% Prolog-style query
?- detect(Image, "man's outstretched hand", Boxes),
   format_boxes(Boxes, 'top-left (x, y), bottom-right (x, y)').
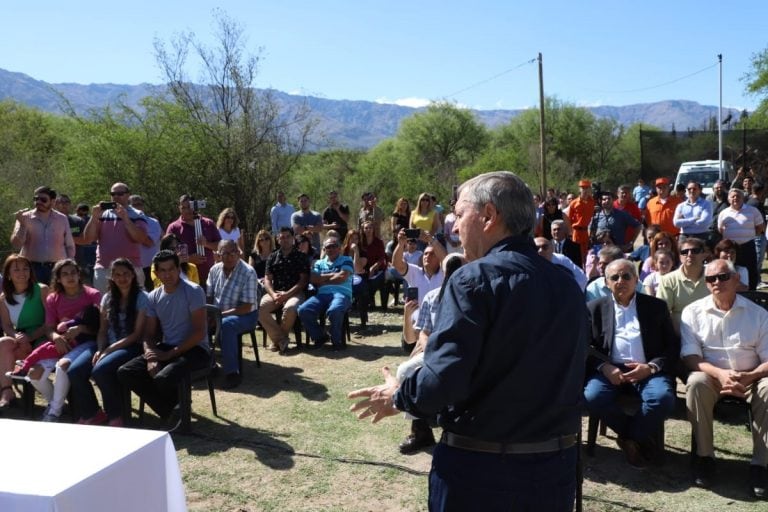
top-left (347, 366), bottom-right (400, 423)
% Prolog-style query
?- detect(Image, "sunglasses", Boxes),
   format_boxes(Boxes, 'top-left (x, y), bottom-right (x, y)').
top-left (33, 196), bottom-right (49, 203)
top-left (258, 237), bottom-right (271, 241)
top-left (324, 244), bottom-right (339, 249)
top-left (608, 272), bottom-right (633, 282)
top-left (110, 191), bottom-right (128, 197)
top-left (680, 248), bottom-right (703, 256)
top-left (705, 272), bottom-right (732, 284)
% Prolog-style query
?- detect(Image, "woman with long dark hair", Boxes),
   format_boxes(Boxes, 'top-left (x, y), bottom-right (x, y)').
top-left (87, 258), bottom-right (148, 426)
top-left (0, 254), bottom-right (49, 408)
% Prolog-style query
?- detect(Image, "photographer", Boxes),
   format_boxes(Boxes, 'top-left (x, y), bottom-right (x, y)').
top-left (83, 182), bottom-right (150, 292)
top-left (589, 191), bottom-right (641, 253)
top-left (166, 194), bottom-right (221, 287)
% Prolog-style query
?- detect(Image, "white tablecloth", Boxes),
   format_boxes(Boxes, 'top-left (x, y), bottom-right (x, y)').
top-left (0, 419), bottom-right (187, 512)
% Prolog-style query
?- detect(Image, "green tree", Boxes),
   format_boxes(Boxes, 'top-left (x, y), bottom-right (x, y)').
top-left (154, 10), bottom-right (315, 242)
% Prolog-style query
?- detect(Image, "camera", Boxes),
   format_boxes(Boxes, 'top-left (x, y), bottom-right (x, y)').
top-left (404, 228), bottom-right (421, 240)
top-left (99, 201), bottom-right (116, 210)
top-left (190, 199), bottom-right (207, 211)
top-left (405, 287), bottom-right (419, 302)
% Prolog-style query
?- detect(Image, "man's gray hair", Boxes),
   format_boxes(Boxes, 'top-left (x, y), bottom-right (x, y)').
top-left (218, 239), bottom-right (238, 251)
top-left (551, 219), bottom-right (565, 228)
top-left (728, 188), bottom-right (746, 199)
top-left (598, 245), bottom-right (624, 262)
top-left (457, 171), bottom-right (535, 236)
top-left (705, 258), bottom-right (736, 275)
top-left (605, 258), bottom-right (638, 279)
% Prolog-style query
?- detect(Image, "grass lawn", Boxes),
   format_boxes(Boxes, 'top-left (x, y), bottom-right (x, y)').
top-left (2, 308), bottom-right (766, 511)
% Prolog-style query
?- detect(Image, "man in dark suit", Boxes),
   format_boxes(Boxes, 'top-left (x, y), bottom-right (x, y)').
top-left (584, 258), bottom-right (679, 467)
top-left (551, 219), bottom-right (582, 268)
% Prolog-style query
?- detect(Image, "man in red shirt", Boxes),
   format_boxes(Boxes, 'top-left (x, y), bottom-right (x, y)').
top-left (614, 184), bottom-right (643, 247)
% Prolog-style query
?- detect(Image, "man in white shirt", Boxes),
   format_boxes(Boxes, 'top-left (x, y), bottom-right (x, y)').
top-left (534, 237), bottom-right (587, 290)
top-left (270, 191), bottom-right (295, 235)
top-left (584, 259), bottom-right (678, 468)
top-left (681, 258), bottom-right (768, 497)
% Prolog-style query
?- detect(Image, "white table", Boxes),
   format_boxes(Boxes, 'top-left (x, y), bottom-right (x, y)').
top-left (0, 419), bottom-right (187, 511)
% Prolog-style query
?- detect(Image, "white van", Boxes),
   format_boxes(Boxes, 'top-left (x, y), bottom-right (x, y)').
top-left (674, 160), bottom-right (734, 197)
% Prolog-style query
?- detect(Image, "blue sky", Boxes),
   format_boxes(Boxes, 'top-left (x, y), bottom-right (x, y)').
top-left (2, 1), bottom-right (766, 111)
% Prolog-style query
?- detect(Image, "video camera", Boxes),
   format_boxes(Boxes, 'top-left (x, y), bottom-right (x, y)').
top-left (189, 198), bottom-right (207, 212)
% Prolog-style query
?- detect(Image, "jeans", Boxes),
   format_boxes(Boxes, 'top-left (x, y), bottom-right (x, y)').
top-left (117, 344), bottom-right (210, 419)
top-left (583, 370), bottom-right (675, 442)
top-left (298, 292), bottom-right (351, 346)
top-left (428, 442), bottom-right (577, 511)
top-left (91, 344), bottom-right (142, 419)
top-left (65, 341), bottom-right (99, 420)
top-left (219, 310), bottom-right (258, 375)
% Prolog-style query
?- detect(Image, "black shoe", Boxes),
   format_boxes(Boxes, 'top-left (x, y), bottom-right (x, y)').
top-left (616, 438), bottom-right (647, 469)
top-left (749, 464), bottom-right (768, 499)
top-left (313, 335), bottom-right (330, 349)
top-left (222, 372), bottom-right (242, 390)
top-left (398, 433), bottom-right (436, 454)
top-left (693, 456), bottom-right (715, 488)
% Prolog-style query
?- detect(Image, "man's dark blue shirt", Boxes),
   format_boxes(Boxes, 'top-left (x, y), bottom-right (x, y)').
top-left (394, 235), bottom-right (588, 442)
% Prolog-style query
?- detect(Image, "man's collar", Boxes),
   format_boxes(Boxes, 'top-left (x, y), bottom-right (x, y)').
top-left (488, 235), bottom-right (535, 256)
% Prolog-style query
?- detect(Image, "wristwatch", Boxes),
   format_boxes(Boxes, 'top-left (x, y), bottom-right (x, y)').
top-left (648, 363), bottom-right (659, 375)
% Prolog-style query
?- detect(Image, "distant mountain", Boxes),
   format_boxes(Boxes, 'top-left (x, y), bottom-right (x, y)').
top-left (0, 68), bottom-right (741, 149)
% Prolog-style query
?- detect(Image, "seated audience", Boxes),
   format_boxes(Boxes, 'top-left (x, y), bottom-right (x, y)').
top-left (642, 249), bottom-right (675, 296)
top-left (0, 254), bottom-right (49, 408)
top-left (298, 237), bottom-right (354, 351)
top-left (27, 259), bottom-right (101, 422)
top-left (248, 229), bottom-right (275, 280)
top-left (534, 237), bottom-right (587, 290)
top-left (681, 258), bottom-right (768, 497)
top-left (656, 237), bottom-right (709, 337)
top-left (72, 258), bottom-right (147, 426)
top-left (207, 240), bottom-right (259, 389)
top-left (151, 233), bottom-right (200, 287)
top-left (585, 259), bottom-right (678, 467)
top-left (640, 231), bottom-right (679, 281)
top-left (260, 227), bottom-right (310, 353)
top-left (118, 250), bottom-right (210, 424)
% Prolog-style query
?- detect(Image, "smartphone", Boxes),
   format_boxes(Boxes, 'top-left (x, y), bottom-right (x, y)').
top-left (404, 228), bottom-right (421, 239)
top-left (405, 287), bottom-right (419, 302)
top-left (99, 201), bottom-right (117, 210)
top-left (177, 243), bottom-right (189, 260)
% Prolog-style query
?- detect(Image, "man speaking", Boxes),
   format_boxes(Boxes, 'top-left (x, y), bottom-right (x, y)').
top-left (349, 171), bottom-right (587, 511)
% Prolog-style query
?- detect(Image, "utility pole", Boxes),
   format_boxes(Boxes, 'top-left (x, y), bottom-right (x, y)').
top-left (538, 52), bottom-right (546, 195)
top-left (718, 54), bottom-right (723, 174)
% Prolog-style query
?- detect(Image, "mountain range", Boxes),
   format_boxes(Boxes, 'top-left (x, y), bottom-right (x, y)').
top-left (0, 68), bottom-right (741, 149)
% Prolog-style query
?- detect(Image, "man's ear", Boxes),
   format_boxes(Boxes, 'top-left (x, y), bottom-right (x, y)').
top-left (481, 203), bottom-right (498, 229)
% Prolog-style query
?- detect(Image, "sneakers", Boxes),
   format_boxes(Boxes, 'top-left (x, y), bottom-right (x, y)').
top-left (77, 409), bottom-right (108, 426)
top-left (41, 405), bottom-right (60, 423)
top-left (108, 417), bottom-right (124, 428)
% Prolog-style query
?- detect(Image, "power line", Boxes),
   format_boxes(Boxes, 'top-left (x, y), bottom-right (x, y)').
top-left (445, 57), bottom-right (537, 99)
top-left (579, 61), bottom-right (719, 95)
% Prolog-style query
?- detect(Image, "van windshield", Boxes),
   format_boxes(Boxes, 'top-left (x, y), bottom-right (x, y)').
top-left (679, 169), bottom-right (720, 188)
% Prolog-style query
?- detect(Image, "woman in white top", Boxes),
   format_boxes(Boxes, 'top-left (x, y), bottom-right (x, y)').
top-left (0, 254), bottom-right (49, 408)
top-left (718, 188), bottom-right (764, 289)
top-left (217, 207), bottom-right (245, 255)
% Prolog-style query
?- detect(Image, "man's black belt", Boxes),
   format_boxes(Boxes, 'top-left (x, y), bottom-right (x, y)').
top-left (441, 432), bottom-right (577, 455)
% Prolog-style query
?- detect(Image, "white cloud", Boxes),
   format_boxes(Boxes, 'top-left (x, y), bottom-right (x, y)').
top-left (375, 96), bottom-right (432, 108)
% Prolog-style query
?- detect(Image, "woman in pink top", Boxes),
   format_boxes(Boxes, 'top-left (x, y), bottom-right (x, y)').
top-left (26, 259), bottom-right (101, 422)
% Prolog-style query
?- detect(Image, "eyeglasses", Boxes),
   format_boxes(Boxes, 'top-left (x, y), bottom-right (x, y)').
top-left (33, 196), bottom-right (49, 203)
top-left (680, 248), bottom-right (703, 256)
top-left (608, 272), bottom-right (633, 282)
top-left (324, 244), bottom-right (339, 249)
top-left (110, 191), bottom-right (128, 197)
top-left (218, 250), bottom-right (239, 257)
top-left (705, 272), bottom-right (732, 284)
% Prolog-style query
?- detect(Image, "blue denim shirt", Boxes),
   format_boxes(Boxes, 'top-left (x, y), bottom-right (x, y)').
top-left (393, 235), bottom-right (588, 442)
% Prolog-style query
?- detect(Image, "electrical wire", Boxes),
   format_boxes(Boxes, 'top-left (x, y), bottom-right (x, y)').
top-left (445, 57), bottom-right (537, 99)
top-left (578, 61), bottom-right (719, 95)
